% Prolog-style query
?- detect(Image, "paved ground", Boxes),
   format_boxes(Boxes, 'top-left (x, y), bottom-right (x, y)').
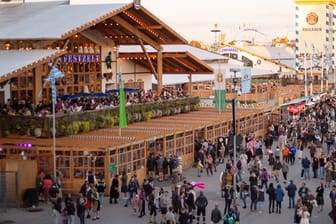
top-left (0, 143), bottom-right (334, 224)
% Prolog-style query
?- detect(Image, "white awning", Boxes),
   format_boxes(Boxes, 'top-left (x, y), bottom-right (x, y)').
top-left (0, 49), bottom-right (65, 81)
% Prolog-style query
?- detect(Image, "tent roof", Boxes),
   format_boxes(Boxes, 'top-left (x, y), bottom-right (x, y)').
top-left (0, 49), bottom-right (66, 83)
top-left (0, 1), bottom-right (187, 45)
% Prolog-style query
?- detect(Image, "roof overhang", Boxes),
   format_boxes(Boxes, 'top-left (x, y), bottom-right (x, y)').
top-left (0, 49), bottom-right (66, 83)
top-left (119, 51), bottom-right (213, 74)
top-left (0, 2), bottom-right (187, 48)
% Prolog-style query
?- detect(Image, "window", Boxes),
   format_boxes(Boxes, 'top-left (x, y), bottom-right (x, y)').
top-left (118, 147), bottom-right (132, 174)
top-left (132, 142), bottom-right (145, 172)
top-left (165, 135), bottom-right (174, 157)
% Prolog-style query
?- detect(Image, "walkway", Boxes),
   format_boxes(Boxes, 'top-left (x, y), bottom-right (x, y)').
top-left (0, 142), bottom-right (333, 224)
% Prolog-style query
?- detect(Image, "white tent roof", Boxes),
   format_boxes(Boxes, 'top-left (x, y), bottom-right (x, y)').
top-left (119, 44), bottom-right (229, 61)
top-left (0, 1), bottom-right (127, 39)
top-left (242, 46), bottom-right (295, 68)
top-left (0, 49), bottom-right (64, 78)
top-left (154, 64), bottom-right (277, 85)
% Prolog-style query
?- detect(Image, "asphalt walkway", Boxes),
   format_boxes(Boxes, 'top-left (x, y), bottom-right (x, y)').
top-left (0, 143), bottom-right (334, 224)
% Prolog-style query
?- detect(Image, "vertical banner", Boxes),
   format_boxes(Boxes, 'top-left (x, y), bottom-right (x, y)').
top-left (241, 68), bottom-right (251, 94)
top-left (214, 69), bottom-right (226, 109)
top-left (118, 70), bottom-right (127, 128)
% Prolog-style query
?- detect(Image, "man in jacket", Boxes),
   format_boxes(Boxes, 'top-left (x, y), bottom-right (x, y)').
top-left (275, 184), bottom-right (284, 214)
top-left (195, 191), bottom-right (208, 224)
top-left (210, 203), bottom-right (222, 224)
top-left (285, 180), bottom-right (297, 208)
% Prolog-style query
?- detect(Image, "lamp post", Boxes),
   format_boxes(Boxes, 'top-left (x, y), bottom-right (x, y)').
top-left (211, 23), bottom-right (221, 52)
top-left (230, 68), bottom-right (240, 205)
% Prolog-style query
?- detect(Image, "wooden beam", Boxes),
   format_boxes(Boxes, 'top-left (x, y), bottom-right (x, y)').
top-left (157, 48), bottom-right (163, 93)
top-left (112, 15), bottom-right (160, 50)
top-left (138, 36), bottom-right (158, 80)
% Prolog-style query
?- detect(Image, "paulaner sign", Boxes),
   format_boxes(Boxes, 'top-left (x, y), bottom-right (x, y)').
top-left (302, 12), bottom-right (322, 32)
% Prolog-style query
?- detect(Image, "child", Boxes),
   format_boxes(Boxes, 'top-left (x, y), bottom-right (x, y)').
top-left (131, 193), bottom-right (140, 215)
top-left (61, 207), bottom-right (68, 224)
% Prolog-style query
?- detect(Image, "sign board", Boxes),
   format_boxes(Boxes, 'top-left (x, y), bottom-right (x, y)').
top-left (109, 163), bottom-right (115, 173)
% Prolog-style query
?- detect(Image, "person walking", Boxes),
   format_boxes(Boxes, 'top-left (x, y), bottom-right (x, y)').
top-left (96, 177), bottom-right (106, 207)
top-left (210, 203), bottom-right (222, 224)
top-left (286, 180), bottom-right (297, 209)
top-left (275, 184), bottom-right (285, 214)
top-left (282, 160), bottom-right (289, 183)
top-left (316, 182), bottom-right (324, 212)
top-left (223, 185), bottom-right (234, 214)
top-left (138, 188), bottom-right (146, 218)
top-left (76, 193), bottom-right (86, 224)
top-left (109, 174), bottom-right (119, 204)
top-left (195, 191), bottom-right (208, 224)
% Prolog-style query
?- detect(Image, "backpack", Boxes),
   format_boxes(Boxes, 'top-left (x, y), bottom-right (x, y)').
top-left (227, 214), bottom-right (235, 224)
top-left (48, 185), bottom-right (59, 198)
top-left (236, 160), bottom-right (242, 170)
top-left (262, 171), bottom-right (269, 181)
top-left (170, 158), bottom-right (177, 169)
top-left (128, 181), bottom-right (136, 192)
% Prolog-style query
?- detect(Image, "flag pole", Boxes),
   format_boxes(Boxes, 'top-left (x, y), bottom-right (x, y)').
top-left (310, 45), bottom-right (313, 95)
top-left (321, 48), bottom-right (324, 92)
top-left (304, 42), bottom-right (307, 97)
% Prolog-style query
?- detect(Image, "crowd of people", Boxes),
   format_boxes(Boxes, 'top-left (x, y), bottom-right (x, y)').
top-left (33, 95), bottom-right (336, 224)
top-left (1, 87), bottom-right (185, 116)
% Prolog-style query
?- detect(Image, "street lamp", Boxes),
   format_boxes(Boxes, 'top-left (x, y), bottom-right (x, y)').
top-left (229, 68), bottom-right (240, 205)
top-left (211, 23), bottom-right (221, 52)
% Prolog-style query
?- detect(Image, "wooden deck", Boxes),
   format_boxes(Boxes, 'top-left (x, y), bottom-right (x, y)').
top-left (0, 106), bottom-right (280, 193)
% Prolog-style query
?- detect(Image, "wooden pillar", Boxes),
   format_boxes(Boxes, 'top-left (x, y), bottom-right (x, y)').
top-left (34, 65), bottom-right (43, 106)
top-left (157, 49), bottom-right (163, 94)
top-left (188, 74), bottom-right (192, 96)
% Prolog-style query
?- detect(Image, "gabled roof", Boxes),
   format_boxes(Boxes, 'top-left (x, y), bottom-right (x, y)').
top-left (0, 1), bottom-right (187, 45)
top-left (0, 49), bottom-right (66, 83)
top-left (119, 45), bottom-right (214, 74)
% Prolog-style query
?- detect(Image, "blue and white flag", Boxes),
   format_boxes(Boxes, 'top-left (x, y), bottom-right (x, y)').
top-left (241, 68), bottom-right (251, 94)
top-left (311, 44), bottom-right (318, 67)
top-left (325, 45), bottom-right (330, 67)
top-left (47, 66), bottom-right (64, 104)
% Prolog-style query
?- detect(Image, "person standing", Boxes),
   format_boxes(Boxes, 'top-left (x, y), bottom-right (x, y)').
top-left (273, 159), bottom-right (282, 183)
top-left (210, 203), bottom-right (222, 224)
top-left (96, 177), bottom-right (106, 207)
top-left (76, 193), bottom-right (86, 224)
top-left (109, 174), bottom-right (119, 204)
top-left (330, 185), bottom-right (336, 209)
top-left (302, 157), bottom-right (311, 180)
top-left (257, 185), bottom-right (265, 214)
top-left (138, 188), bottom-right (146, 218)
top-left (166, 206), bottom-right (176, 224)
top-left (91, 186), bottom-right (100, 220)
top-left (52, 197), bottom-right (62, 224)
top-left (275, 184), bottom-right (285, 214)
top-left (298, 206), bottom-right (310, 224)
top-left (286, 180), bottom-right (297, 209)
top-left (178, 207), bottom-right (190, 224)
top-left (120, 171), bottom-right (128, 199)
top-left (282, 160), bottom-right (289, 184)
top-left (250, 185), bottom-right (258, 212)
top-left (223, 185), bottom-right (234, 214)
top-left (266, 183), bottom-right (276, 213)
top-left (148, 188), bottom-right (157, 224)
top-left (316, 182), bottom-right (324, 212)
top-left (159, 190), bottom-right (169, 224)
top-left (195, 191), bottom-right (208, 224)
